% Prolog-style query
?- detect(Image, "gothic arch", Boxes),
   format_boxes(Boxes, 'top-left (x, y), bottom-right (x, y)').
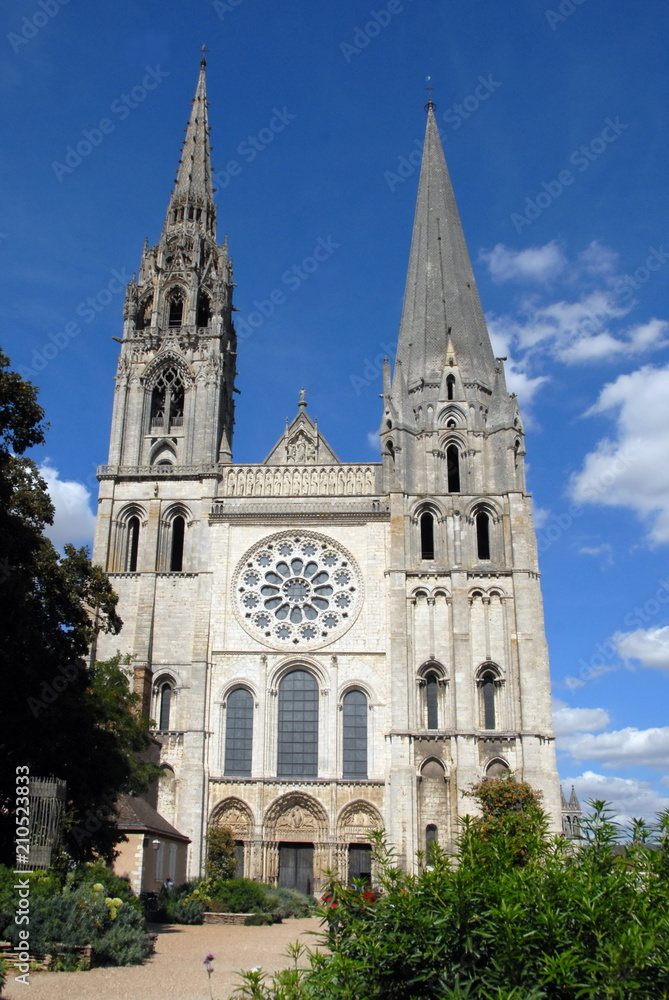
top-left (336, 800), bottom-right (383, 839)
top-left (264, 792), bottom-right (329, 841)
top-left (419, 756), bottom-right (447, 779)
top-left (162, 502), bottom-right (193, 525)
top-left (144, 350), bottom-right (193, 389)
top-left (437, 404), bottom-right (466, 428)
top-left (150, 441), bottom-right (177, 466)
top-left (485, 757), bottom-right (510, 778)
top-left (209, 797), bottom-right (254, 838)
top-left (475, 661), bottom-right (503, 681)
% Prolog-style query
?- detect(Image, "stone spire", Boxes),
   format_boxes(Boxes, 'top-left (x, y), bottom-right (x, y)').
top-left (394, 102), bottom-right (496, 392)
top-left (164, 54), bottom-right (216, 237)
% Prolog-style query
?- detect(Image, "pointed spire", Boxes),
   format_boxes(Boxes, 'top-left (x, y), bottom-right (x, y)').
top-left (164, 54), bottom-right (216, 236)
top-left (396, 101), bottom-right (496, 390)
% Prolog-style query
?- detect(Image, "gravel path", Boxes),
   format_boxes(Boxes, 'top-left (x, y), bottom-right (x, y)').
top-left (2, 917), bottom-right (324, 1000)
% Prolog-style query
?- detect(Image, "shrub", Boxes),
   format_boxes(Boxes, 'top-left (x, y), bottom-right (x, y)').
top-left (163, 893), bottom-right (205, 925)
top-left (4, 882), bottom-right (151, 968)
top-left (231, 790), bottom-right (669, 1000)
top-left (210, 878), bottom-right (268, 914)
top-left (243, 912), bottom-right (274, 926)
top-left (67, 860), bottom-right (143, 914)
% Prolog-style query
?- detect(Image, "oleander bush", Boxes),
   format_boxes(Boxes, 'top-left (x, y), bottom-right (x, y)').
top-left (232, 779), bottom-right (669, 1000)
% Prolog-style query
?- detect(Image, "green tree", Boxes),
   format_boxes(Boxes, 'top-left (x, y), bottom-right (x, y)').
top-left (0, 349), bottom-right (157, 863)
top-left (205, 825), bottom-right (238, 883)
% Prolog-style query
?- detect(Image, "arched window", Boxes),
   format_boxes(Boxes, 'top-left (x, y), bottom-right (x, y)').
top-left (386, 440), bottom-right (395, 464)
top-left (167, 289), bottom-right (184, 327)
top-left (158, 681), bottom-right (173, 731)
top-left (224, 687), bottom-right (253, 777)
top-left (277, 670), bottom-right (318, 777)
top-left (342, 689), bottom-right (368, 779)
top-left (426, 824), bottom-right (438, 864)
top-left (420, 512), bottom-right (435, 560)
top-left (170, 515), bottom-right (185, 572)
top-left (150, 367), bottom-right (186, 431)
top-left (476, 511), bottom-right (491, 560)
top-left (446, 374), bottom-right (455, 400)
top-left (447, 444), bottom-right (460, 492)
top-left (126, 515), bottom-right (140, 572)
top-left (196, 292), bottom-right (211, 327)
top-left (425, 672), bottom-right (439, 730)
top-left (480, 671), bottom-right (496, 730)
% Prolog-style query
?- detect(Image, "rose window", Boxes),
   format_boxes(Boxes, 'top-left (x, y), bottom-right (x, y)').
top-left (233, 532), bottom-right (363, 648)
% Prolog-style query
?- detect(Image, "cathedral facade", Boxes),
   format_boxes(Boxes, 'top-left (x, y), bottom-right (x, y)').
top-left (93, 60), bottom-right (562, 892)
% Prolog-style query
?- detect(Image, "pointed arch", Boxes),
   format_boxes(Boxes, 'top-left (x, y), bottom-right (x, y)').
top-left (166, 285), bottom-right (185, 327)
top-left (446, 373), bottom-right (455, 400)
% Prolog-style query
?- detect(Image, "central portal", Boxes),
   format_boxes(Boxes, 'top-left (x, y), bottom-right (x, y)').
top-left (278, 842), bottom-right (314, 895)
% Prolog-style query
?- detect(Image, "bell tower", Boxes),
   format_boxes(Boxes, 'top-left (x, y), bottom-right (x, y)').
top-left (107, 55), bottom-right (236, 470)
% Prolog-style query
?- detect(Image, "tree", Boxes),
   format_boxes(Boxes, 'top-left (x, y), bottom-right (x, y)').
top-left (205, 826), bottom-right (238, 883)
top-left (0, 349), bottom-right (157, 863)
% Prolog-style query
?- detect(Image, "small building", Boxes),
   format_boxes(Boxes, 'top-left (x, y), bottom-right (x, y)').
top-left (114, 794), bottom-right (190, 894)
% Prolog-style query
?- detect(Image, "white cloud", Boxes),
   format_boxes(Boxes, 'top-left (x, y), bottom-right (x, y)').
top-left (577, 240), bottom-right (619, 276)
top-left (552, 700), bottom-right (611, 736)
top-left (579, 543), bottom-right (613, 568)
top-left (569, 365), bottom-right (669, 543)
top-left (482, 242), bottom-right (669, 368)
top-left (532, 502), bottom-right (551, 529)
top-left (559, 725), bottom-right (669, 770)
top-left (367, 431), bottom-right (380, 451)
top-left (479, 241), bottom-right (567, 284)
top-left (562, 770), bottom-right (669, 825)
top-left (39, 462), bottom-right (96, 550)
top-left (613, 626), bottom-right (669, 671)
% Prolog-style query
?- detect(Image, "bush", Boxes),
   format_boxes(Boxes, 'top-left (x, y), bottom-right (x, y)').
top-left (67, 861), bottom-right (143, 914)
top-left (210, 877), bottom-right (268, 914)
top-left (163, 893), bottom-right (205, 925)
top-left (243, 912), bottom-right (274, 926)
top-left (231, 787), bottom-right (669, 1000)
top-left (0, 866), bottom-right (62, 938)
top-left (4, 882), bottom-right (151, 968)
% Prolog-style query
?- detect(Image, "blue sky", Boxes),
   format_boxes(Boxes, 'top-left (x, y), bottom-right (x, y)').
top-left (2, 0), bottom-right (668, 825)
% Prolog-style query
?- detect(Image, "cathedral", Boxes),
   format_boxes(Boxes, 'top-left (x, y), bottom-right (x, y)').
top-left (93, 58), bottom-right (563, 893)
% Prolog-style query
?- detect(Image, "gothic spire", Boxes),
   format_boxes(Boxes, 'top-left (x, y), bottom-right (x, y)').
top-left (395, 102), bottom-right (496, 391)
top-left (164, 55), bottom-right (216, 237)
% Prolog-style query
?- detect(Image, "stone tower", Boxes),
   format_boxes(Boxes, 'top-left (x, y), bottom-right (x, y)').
top-left (94, 69), bottom-right (561, 890)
